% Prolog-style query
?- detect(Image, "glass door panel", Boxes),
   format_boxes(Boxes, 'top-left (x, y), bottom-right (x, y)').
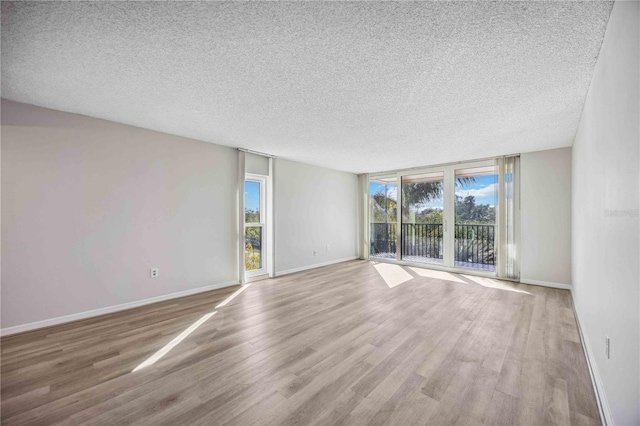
top-left (245, 226), bottom-right (262, 271)
top-left (401, 172), bottom-right (444, 265)
top-left (454, 165), bottom-right (498, 271)
top-left (245, 178), bottom-right (266, 275)
top-left (245, 180), bottom-right (261, 224)
top-left (369, 176), bottom-right (397, 259)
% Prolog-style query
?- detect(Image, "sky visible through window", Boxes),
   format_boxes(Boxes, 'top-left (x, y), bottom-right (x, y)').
top-left (245, 181), bottom-right (260, 212)
top-left (455, 174), bottom-right (497, 207)
top-left (370, 175), bottom-right (497, 209)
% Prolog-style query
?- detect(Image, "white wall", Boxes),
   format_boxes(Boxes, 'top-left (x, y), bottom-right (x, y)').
top-left (1, 100), bottom-right (239, 331)
top-left (572, 1), bottom-right (639, 424)
top-left (520, 147), bottom-right (572, 287)
top-left (245, 152), bottom-right (269, 176)
top-left (274, 158), bottom-right (358, 274)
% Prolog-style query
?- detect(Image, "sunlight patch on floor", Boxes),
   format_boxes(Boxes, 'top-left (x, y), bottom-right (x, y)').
top-left (216, 284), bottom-right (251, 308)
top-left (373, 262), bottom-right (413, 288)
top-left (369, 261), bottom-right (530, 295)
top-left (461, 274), bottom-right (531, 295)
top-left (133, 283), bottom-right (253, 372)
top-left (133, 311), bottom-right (217, 372)
top-left (408, 267), bottom-right (466, 284)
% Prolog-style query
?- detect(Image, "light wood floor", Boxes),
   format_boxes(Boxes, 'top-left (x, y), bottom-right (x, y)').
top-left (1, 260), bottom-right (600, 425)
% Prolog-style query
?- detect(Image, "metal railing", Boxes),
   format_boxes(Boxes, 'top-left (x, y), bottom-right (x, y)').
top-left (453, 224), bottom-right (495, 266)
top-left (401, 223), bottom-right (443, 260)
top-left (370, 222), bottom-right (495, 266)
top-left (370, 222), bottom-right (397, 256)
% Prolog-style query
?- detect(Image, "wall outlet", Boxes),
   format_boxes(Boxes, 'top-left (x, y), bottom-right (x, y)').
top-left (313, 250), bottom-right (317, 256)
top-left (150, 268), bottom-right (159, 278)
top-left (326, 244), bottom-right (330, 251)
top-left (605, 335), bottom-right (610, 359)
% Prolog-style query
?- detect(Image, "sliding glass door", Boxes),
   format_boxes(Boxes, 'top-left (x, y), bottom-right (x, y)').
top-left (369, 159), bottom-right (506, 275)
top-left (401, 172), bottom-right (444, 265)
top-left (453, 165), bottom-right (498, 272)
top-left (369, 175), bottom-right (397, 260)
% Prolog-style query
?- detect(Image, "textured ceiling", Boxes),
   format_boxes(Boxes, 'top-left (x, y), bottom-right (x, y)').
top-left (1, 1), bottom-right (612, 174)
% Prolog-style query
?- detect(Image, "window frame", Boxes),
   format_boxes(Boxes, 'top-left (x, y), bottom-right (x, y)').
top-left (245, 174), bottom-right (267, 277)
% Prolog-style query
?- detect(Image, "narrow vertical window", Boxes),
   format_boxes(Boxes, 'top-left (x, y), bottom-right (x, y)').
top-left (245, 176), bottom-right (266, 276)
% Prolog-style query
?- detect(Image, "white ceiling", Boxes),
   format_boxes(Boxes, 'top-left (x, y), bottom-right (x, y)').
top-left (1, 1), bottom-right (613, 174)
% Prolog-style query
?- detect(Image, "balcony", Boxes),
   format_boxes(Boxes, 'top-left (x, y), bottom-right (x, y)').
top-left (370, 223), bottom-right (496, 272)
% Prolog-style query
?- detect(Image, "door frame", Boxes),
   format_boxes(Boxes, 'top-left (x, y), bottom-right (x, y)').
top-left (245, 173), bottom-right (268, 279)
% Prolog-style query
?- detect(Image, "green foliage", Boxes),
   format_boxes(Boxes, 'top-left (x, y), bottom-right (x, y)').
top-left (422, 208), bottom-right (443, 224)
top-left (455, 239), bottom-right (495, 264)
top-left (371, 191), bottom-right (397, 223)
top-left (245, 226), bottom-right (261, 245)
top-left (245, 208), bottom-right (260, 223)
top-left (453, 195), bottom-right (495, 224)
top-left (372, 178), bottom-right (494, 225)
top-left (245, 242), bottom-right (260, 271)
top-left (244, 226), bottom-right (262, 271)
top-left (400, 177), bottom-right (476, 219)
top-left (402, 181), bottom-right (442, 205)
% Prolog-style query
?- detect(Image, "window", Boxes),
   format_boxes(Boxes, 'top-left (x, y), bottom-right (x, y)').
top-left (245, 176), bottom-right (266, 276)
top-left (367, 157), bottom-right (519, 279)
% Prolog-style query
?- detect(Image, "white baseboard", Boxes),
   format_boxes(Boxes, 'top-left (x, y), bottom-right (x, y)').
top-left (0, 280), bottom-right (238, 337)
top-left (520, 278), bottom-right (572, 290)
top-left (275, 257), bottom-right (358, 277)
top-left (570, 290), bottom-right (614, 425)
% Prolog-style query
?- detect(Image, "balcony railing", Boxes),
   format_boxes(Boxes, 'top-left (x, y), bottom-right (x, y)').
top-left (371, 222), bottom-right (397, 256)
top-left (401, 223), bottom-right (443, 260)
top-left (453, 224), bottom-right (495, 266)
top-left (370, 222), bottom-right (495, 267)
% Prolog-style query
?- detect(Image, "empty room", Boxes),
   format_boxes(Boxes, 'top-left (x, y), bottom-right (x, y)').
top-left (1, 1), bottom-right (638, 425)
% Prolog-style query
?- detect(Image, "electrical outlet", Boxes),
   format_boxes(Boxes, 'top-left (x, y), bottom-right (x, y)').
top-left (605, 335), bottom-right (610, 359)
top-left (150, 268), bottom-right (159, 278)
top-left (313, 250), bottom-right (317, 256)
top-left (326, 244), bottom-right (330, 251)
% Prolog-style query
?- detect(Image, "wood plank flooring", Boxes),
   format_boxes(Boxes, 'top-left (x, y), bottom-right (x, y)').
top-left (1, 260), bottom-right (600, 425)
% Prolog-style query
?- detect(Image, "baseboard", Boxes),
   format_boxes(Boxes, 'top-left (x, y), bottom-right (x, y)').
top-left (571, 290), bottom-right (614, 426)
top-left (0, 280), bottom-right (238, 337)
top-left (520, 278), bottom-right (572, 290)
top-left (275, 257), bottom-right (358, 277)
